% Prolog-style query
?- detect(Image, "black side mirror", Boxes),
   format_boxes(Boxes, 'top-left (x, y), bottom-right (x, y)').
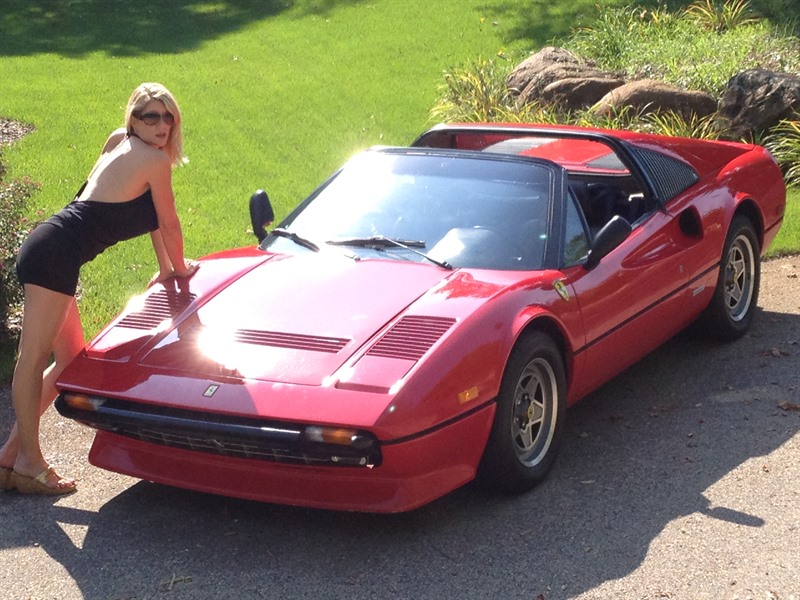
top-left (249, 189), bottom-right (274, 243)
top-left (585, 215), bottom-right (632, 269)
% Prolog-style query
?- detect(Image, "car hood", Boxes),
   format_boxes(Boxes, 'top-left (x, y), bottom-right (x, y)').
top-left (126, 252), bottom-right (456, 385)
top-left (61, 250), bottom-right (556, 430)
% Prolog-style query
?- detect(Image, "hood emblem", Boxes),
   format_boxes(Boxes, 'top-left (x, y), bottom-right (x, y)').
top-left (553, 280), bottom-right (570, 302)
top-left (203, 384), bottom-right (220, 398)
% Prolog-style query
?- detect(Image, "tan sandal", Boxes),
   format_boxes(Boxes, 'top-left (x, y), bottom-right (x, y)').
top-left (0, 467), bottom-right (13, 491)
top-left (11, 467), bottom-right (77, 496)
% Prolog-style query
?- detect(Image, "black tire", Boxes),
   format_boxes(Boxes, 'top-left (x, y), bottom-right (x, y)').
top-left (699, 216), bottom-right (760, 341)
top-left (478, 331), bottom-right (566, 493)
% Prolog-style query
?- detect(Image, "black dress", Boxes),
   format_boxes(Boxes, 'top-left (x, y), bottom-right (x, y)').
top-left (16, 185), bottom-right (158, 296)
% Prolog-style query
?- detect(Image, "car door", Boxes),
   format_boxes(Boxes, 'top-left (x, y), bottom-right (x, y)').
top-left (558, 186), bottom-right (706, 402)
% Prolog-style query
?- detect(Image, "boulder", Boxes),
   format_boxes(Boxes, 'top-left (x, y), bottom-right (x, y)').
top-left (507, 47), bottom-right (624, 109)
top-left (592, 79), bottom-right (718, 118)
top-left (717, 69), bottom-right (800, 139)
top-left (540, 77), bottom-right (626, 112)
top-left (507, 46), bottom-right (592, 94)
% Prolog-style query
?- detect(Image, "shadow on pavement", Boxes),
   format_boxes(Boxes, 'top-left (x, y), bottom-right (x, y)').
top-left (0, 306), bottom-right (798, 599)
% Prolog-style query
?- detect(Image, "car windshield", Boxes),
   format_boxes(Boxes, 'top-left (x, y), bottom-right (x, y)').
top-left (273, 150), bottom-right (554, 270)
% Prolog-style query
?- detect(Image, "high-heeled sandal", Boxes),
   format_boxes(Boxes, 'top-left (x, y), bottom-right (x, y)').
top-left (11, 467), bottom-right (77, 496)
top-left (0, 467), bottom-right (14, 491)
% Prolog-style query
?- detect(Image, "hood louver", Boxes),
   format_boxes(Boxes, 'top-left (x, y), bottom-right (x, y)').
top-left (367, 316), bottom-right (456, 361)
top-left (233, 329), bottom-right (349, 353)
top-left (118, 289), bottom-right (197, 330)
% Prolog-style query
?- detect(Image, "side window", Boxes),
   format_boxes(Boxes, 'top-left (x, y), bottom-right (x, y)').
top-left (563, 192), bottom-right (590, 267)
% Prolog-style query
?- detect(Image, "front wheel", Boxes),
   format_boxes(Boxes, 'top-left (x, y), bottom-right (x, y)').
top-left (699, 216), bottom-right (760, 341)
top-left (478, 331), bottom-right (566, 493)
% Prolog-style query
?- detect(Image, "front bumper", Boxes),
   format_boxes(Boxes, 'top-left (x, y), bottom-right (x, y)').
top-left (55, 394), bottom-right (380, 468)
top-left (57, 395), bottom-right (495, 513)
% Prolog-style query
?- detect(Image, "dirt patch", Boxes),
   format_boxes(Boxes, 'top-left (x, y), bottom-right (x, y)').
top-left (0, 117), bottom-right (35, 146)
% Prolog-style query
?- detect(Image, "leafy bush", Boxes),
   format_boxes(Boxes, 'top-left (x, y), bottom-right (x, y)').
top-left (0, 153), bottom-right (38, 340)
top-left (431, 0), bottom-right (799, 151)
top-left (566, 1), bottom-right (799, 96)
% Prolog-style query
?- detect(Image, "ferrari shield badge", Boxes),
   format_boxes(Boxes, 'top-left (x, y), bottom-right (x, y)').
top-left (203, 384), bottom-right (220, 398)
top-left (553, 280), bottom-right (570, 302)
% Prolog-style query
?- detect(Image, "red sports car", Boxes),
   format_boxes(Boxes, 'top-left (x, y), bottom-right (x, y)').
top-left (55, 123), bottom-right (786, 512)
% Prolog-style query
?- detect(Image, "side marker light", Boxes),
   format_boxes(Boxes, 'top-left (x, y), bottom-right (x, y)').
top-left (458, 386), bottom-right (480, 404)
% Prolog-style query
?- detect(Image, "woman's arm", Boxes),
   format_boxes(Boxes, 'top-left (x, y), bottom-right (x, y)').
top-left (148, 229), bottom-right (177, 284)
top-left (147, 153), bottom-right (197, 278)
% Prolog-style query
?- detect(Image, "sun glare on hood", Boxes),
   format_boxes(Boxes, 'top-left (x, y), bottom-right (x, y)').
top-left (196, 325), bottom-right (250, 377)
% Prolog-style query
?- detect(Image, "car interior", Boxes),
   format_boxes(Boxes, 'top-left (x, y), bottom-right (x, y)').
top-left (567, 175), bottom-right (648, 237)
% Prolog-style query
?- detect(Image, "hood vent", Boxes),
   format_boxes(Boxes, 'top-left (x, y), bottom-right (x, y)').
top-left (234, 329), bottom-right (349, 353)
top-left (367, 316), bottom-right (456, 361)
top-left (118, 289), bottom-right (197, 330)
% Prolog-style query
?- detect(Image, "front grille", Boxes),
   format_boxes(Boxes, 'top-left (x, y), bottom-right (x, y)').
top-left (55, 395), bottom-right (381, 468)
top-left (133, 428), bottom-right (336, 465)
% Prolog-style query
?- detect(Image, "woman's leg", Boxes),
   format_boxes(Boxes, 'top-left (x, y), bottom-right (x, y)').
top-left (5, 285), bottom-right (83, 488)
top-left (42, 297), bottom-right (85, 412)
top-left (0, 298), bottom-right (84, 471)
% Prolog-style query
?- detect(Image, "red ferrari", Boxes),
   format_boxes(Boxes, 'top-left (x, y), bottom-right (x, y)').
top-left (55, 124), bottom-right (786, 512)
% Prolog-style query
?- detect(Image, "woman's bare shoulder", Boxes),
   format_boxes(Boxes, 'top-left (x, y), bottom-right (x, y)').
top-left (127, 136), bottom-right (171, 166)
top-left (101, 127), bottom-right (128, 153)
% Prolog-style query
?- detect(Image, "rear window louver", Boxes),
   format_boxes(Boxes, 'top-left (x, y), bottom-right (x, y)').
top-left (628, 146), bottom-right (699, 202)
top-left (117, 289), bottom-right (197, 330)
top-left (366, 316), bottom-right (456, 361)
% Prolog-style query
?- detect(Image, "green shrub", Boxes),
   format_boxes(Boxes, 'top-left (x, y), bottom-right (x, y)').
top-left (565, 1), bottom-right (800, 96)
top-left (0, 156), bottom-right (38, 342)
top-left (432, 0), bottom-right (799, 148)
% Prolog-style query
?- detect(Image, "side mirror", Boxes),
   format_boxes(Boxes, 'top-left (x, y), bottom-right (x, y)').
top-left (249, 189), bottom-right (274, 243)
top-left (585, 215), bottom-right (632, 269)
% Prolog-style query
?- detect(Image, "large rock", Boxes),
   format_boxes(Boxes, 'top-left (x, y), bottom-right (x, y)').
top-left (717, 69), bottom-right (800, 138)
top-left (506, 47), bottom-right (586, 94)
top-left (507, 47), bottom-right (623, 109)
top-left (592, 79), bottom-right (718, 118)
top-left (540, 77), bottom-right (626, 111)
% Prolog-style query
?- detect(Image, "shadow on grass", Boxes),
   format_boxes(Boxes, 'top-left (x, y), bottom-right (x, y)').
top-left (1, 0), bottom-right (788, 59)
top-left (486, 0), bottom-right (785, 50)
top-left (0, 0), bottom-right (366, 58)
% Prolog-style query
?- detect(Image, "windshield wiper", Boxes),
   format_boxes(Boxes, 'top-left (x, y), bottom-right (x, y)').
top-left (327, 236), bottom-right (452, 270)
top-left (269, 228), bottom-right (320, 252)
top-left (327, 236), bottom-right (426, 249)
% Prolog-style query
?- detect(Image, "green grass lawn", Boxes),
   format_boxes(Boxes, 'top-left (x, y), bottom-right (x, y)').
top-left (2, 0), bottom-right (627, 337)
top-left (1, 0), bottom-right (797, 349)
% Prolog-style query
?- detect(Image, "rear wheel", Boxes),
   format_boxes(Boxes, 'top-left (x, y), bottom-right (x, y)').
top-left (700, 216), bottom-right (760, 341)
top-left (478, 331), bottom-right (566, 493)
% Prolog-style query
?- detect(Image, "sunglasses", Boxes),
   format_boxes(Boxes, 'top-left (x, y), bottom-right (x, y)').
top-left (135, 111), bottom-right (175, 126)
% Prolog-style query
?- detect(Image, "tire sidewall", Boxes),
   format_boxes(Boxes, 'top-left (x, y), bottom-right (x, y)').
top-left (707, 216), bottom-right (761, 340)
top-left (478, 331), bottom-right (567, 492)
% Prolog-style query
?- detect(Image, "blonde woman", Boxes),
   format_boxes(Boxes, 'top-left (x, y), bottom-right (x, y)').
top-left (0, 82), bottom-right (197, 495)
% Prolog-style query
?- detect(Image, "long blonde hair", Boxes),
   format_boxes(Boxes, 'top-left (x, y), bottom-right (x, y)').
top-left (125, 82), bottom-right (187, 167)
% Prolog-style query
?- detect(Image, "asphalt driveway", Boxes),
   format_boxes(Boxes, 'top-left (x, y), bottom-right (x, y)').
top-left (1, 256), bottom-right (798, 600)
